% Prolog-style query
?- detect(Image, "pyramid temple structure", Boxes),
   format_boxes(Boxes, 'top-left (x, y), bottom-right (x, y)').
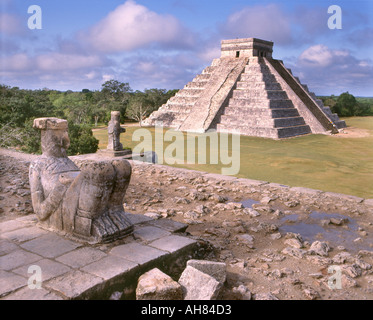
top-left (143, 38), bottom-right (346, 139)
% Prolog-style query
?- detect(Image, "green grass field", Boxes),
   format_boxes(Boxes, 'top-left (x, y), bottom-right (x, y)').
top-left (93, 117), bottom-right (373, 198)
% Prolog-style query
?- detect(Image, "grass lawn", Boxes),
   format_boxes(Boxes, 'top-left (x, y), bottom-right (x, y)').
top-left (93, 117), bottom-right (373, 198)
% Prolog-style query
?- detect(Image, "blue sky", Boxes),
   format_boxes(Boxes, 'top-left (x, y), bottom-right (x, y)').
top-left (1, 0), bottom-right (372, 96)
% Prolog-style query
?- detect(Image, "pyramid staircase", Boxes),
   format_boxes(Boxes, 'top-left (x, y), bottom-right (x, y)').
top-left (143, 62), bottom-right (220, 129)
top-left (217, 57), bottom-right (312, 138)
top-left (143, 38), bottom-right (346, 139)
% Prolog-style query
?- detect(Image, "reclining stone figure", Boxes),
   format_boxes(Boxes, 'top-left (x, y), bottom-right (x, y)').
top-left (29, 117), bottom-right (133, 243)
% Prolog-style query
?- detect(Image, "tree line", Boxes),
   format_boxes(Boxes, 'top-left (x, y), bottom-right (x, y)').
top-left (0, 80), bottom-right (178, 155)
top-left (1, 83), bottom-right (371, 156)
top-left (319, 92), bottom-right (373, 117)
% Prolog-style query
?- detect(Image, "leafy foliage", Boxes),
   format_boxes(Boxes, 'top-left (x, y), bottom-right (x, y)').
top-left (0, 81), bottom-right (178, 154)
top-left (320, 92), bottom-right (373, 117)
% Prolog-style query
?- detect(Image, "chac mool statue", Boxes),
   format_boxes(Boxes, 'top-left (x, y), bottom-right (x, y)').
top-left (29, 117), bottom-right (133, 243)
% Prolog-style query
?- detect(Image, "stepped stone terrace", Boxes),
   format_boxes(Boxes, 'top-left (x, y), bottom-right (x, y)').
top-left (143, 38), bottom-right (346, 139)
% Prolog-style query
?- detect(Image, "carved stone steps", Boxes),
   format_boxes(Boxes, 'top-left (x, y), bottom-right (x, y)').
top-left (217, 123), bottom-right (311, 139)
top-left (220, 113), bottom-right (305, 127)
top-left (223, 106), bottom-right (300, 118)
top-left (227, 99), bottom-right (295, 109)
top-left (236, 81), bottom-right (282, 90)
top-left (232, 89), bottom-right (288, 100)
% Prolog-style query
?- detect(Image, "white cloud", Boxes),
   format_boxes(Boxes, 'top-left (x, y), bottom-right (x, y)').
top-left (81, 0), bottom-right (195, 52)
top-left (299, 45), bottom-right (334, 67)
top-left (293, 45), bottom-right (373, 96)
top-left (221, 4), bottom-right (292, 45)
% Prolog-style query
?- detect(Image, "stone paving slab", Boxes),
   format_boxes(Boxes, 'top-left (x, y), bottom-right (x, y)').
top-left (43, 270), bottom-right (104, 299)
top-left (1, 214), bottom-right (200, 300)
top-left (0, 270), bottom-right (28, 298)
top-left (0, 240), bottom-right (19, 256)
top-left (20, 233), bottom-right (82, 258)
top-left (110, 242), bottom-right (168, 265)
top-left (147, 219), bottom-right (188, 233)
top-left (133, 226), bottom-right (171, 242)
top-left (149, 235), bottom-right (197, 253)
top-left (56, 247), bottom-right (107, 269)
top-left (2, 286), bottom-right (63, 300)
top-left (81, 255), bottom-right (138, 281)
top-left (0, 249), bottom-right (42, 271)
top-left (12, 259), bottom-right (71, 282)
top-left (1, 226), bottom-right (48, 243)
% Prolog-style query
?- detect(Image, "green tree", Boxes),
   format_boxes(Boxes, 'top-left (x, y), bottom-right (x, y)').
top-left (101, 80), bottom-right (132, 118)
top-left (334, 92), bottom-right (358, 116)
top-left (126, 93), bottom-right (150, 126)
top-left (67, 122), bottom-right (99, 155)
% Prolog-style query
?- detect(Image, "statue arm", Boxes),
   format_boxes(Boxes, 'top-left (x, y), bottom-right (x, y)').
top-left (29, 168), bottom-right (67, 221)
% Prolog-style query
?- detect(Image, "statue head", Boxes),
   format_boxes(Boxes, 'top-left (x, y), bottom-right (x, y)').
top-left (111, 111), bottom-right (121, 123)
top-left (33, 118), bottom-right (70, 158)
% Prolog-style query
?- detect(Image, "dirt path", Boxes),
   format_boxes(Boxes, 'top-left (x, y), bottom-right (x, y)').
top-left (1, 147), bottom-right (372, 300)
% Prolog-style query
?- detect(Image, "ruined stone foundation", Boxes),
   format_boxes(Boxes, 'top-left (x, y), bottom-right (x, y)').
top-left (143, 38), bottom-right (346, 139)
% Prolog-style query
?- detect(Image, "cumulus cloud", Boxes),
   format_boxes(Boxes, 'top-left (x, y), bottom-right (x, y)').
top-left (220, 4), bottom-right (293, 45)
top-left (292, 45), bottom-right (373, 96)
top-left (80, 0), bottom-right (196, 52)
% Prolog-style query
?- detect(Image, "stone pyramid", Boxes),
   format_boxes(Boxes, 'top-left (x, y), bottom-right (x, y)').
top-left (143, 38), bottom-right (346, 139)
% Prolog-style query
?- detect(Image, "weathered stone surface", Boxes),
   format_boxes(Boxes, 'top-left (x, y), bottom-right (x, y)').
top-left (232, 284), bottom-right (252, 300)
top-left (0, 249), bottom-right (41, 271)
top-left (136, 268), bottom-right (183, 300)
top-left (133, 226), bottom-right (171, 242)
top-left (110, 243), bottom-right (167, 265)
top-left (44, 270), bottom-right (104, 299)
top-left (149, 235), bottom-right (197, 253)
top-left (0, 270), bottom-right (27, 298)
top-left (56, 247), bottom-right (107, 269)
top-left (29, 117), bottom-right (133, 244)
top-left (20, 233), bottom-right (80, 259)
top-left (308, 241), bottom-right (331, 257)
top-left (186, 260), bottom-right (227, 284)
top-left (3, 287), bottom-right (63, 300)
top-left (254, 292), bottom-right (279, 300)
top-left (80, 256), bottom-right (138, 280)
top-left (178, 266), bottom-right (222, 300)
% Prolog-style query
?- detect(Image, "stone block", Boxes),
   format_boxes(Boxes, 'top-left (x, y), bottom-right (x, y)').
top-left (20, 233), bottom-right (81, 259)
top-left (0, 240), bottom-right (18, 256)
top-left (0, 270), bottom-right (27, 298)
top-left (44, 270), bottom-right (104, 299)
top-left (0, 249), bottom-right (42, 271)
top-left (110, 243), bottom-right (167, 265)
top-left (3, 287), bottom-right (63, 300)
top-left (81, 255), bottom-right (138, 280)
top-left (125, 213), bottom-right (154, 225)
top-left (12, 258), bottom-right (71, 282)
top-left (186, 260), bottom-right (227, 284)
top-left (149, 235), bottom-right (197, 253)
top-left (133, 226), bottom-right (171, 242)
top-left (56, 247), bottom-right (107, 269)
top-left (148, 219), bottom-right (188, 233)
top-left (136, 268), bottom-right (183, 300)
top-left (178, 266), bottom-right (222, 300)
top-left (1, 226), bottom-right (48, 243)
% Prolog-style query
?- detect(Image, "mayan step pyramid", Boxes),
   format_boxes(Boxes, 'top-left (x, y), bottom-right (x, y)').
top-left (143, 38), bottom-right (346, 139)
